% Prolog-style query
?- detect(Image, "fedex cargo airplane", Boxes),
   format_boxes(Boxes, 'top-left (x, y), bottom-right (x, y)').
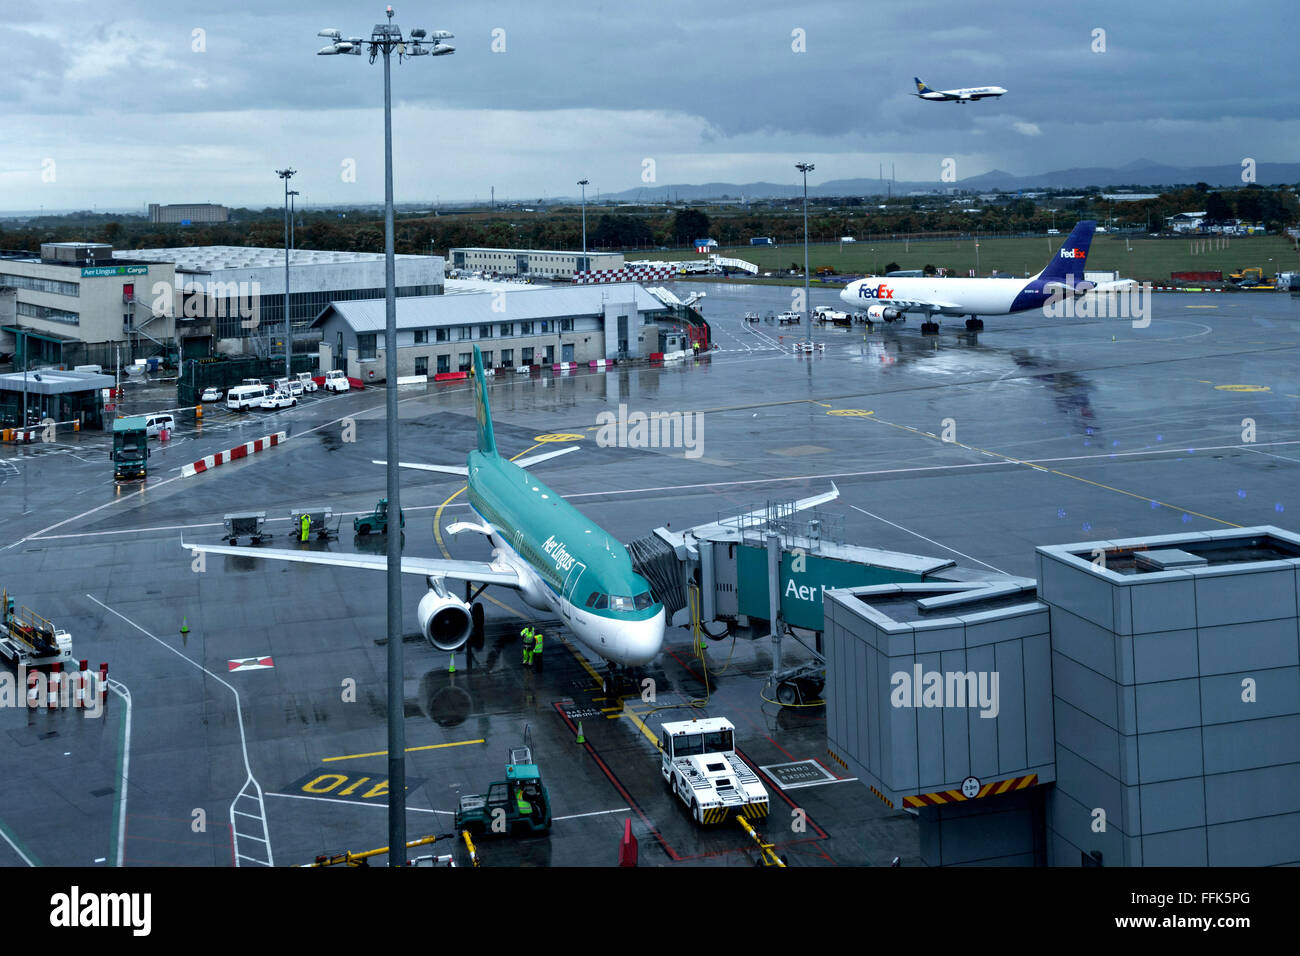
top-left (183, 346), bottom-right (836, 670)
top-left (841, 221), bottom-right (1133, 333)
top-left (913, 76), bottom-right (1006, 102)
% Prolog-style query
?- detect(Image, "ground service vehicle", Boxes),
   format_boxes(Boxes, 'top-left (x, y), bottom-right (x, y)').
top-left (454, 761), bottom-right (552, 837)
top-left (200, 387), bottom-right (223, 402)
top-left (112, 416), bottom-right (149, 480)
top-left (353, 498), bottom-right (403, 535)
top-left (296, 372), bottom-right (318, 393)
top-left (1, 590), bottom-right (73, 667)
top-left (227, 384), bottom-right (269, 410)
top-left (324, 370), bottom-right (350, 392)
top-left (660, 717), bottom-right (769, 825)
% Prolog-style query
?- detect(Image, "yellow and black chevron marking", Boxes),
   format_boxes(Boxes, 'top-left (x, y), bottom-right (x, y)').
top-left (700, 807), bottom-right (729, 825)
top-left (740, 802), bottom-right (769, 820)
top-left (902, 773), bottom-right (1038, 809)
top-left (868, 785), bottom-right (894, 809)
top-left (827, 749), bottom-right (849, 772)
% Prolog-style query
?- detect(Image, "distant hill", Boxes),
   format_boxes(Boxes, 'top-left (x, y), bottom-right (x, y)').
top-left (602, 161), bottom-right (1300, 202)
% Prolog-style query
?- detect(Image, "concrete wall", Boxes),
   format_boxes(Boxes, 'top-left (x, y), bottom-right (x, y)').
top-left (1038, 529), bottom-right (1300, 867)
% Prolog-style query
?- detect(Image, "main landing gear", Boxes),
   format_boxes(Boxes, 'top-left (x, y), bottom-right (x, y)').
top-left (964, 316), bottom-right (985, 331)
top-left (921, 319), bottom-right (940, 335)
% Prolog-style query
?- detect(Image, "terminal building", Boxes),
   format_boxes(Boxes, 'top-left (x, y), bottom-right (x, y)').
top-left (449, 247), bottom-right (623, 280)
top-left (822, 527), bottom-right (1300, 867)
top-left (312, 285), bottom-right (671, 382)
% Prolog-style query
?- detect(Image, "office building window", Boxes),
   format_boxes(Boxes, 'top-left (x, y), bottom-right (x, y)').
top-left (501, 349), bottom-right (513, 366)
top-left (458, 352), bottom-right (471, 371)
top-left (521, 346), bottom-right (534, 364)
top-left (482, 351), bottom-right (493, 367)
top-left (458, 326), bottom-right (472, 340)
top-left (358, 334), bottom-right (377, 359)
top-left (414, 330), bottom-right (428, 344)
top-left (539, 320), bottom-right (550, 333)
top-left (519, 321), bottom-right (534, 335)
top-left (560, 318), bottom-right (573, 331)
top-left (478, 324), bottom-right (493, 338)
top-left (414, 356), bottom-right (428, 376)
top-left (435, 327), bottom-right (448, 342)
top-left (499, 323), bottom-right (513, 337)
top-left (437, 354), bottom-right (449, 374)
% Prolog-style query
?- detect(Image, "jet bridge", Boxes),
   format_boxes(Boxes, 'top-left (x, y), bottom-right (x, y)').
top-left (626, 494), bottom-right (988, 700)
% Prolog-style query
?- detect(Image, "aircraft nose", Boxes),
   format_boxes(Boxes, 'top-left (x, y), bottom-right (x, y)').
top-left (622, 608), bottom-right (666, 666)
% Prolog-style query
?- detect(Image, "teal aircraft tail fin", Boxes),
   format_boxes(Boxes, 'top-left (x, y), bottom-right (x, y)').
top-left (472, 346), bottom-right (498, 456)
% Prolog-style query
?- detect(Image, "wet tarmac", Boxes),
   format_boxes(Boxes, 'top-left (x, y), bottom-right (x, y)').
top-left (1, 286), bottom-right (1297, 867)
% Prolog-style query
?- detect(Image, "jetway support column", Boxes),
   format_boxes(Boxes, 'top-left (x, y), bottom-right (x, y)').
top-left (766, 533), bottom-right (782, 678)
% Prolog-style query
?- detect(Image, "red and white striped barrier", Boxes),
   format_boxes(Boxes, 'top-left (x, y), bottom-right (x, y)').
top-left (588, 358), bottom-right (614, 369)
top-left (182, 431), bottom-right (287, 477)
top-left (551, 362), bottom-right (576, 373)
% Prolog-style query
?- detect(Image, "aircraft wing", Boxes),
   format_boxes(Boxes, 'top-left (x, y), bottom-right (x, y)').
top-left (181, 540), bottom-right (521, 587)
top-left (373, 459), bottom-right (468, 476)
top-left (682, 482), bottom-right (840, 539)
top-left (884, 298), bottom-right (960, 315)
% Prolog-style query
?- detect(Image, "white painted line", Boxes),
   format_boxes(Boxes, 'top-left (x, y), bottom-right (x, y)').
top-left (553, 807), bottom-right (632, 822)
top-left (265, 792), bottom-right (450, 814)
top-left (108, 679), bottom-right (132, 868)
top-left (0, 822), bottom-right (35, 867)
top-left (850, 504), bottom-right (1007, 574)
top-left (87, 595), bottom-right (274, 867)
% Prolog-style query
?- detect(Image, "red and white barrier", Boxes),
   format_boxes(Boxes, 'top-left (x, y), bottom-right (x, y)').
top-left (589, 358), bottom-right (614, 369)
top-left (182, 431), bottom-right (287, 478)
top-left (551, 362), bottom-right (576, 373)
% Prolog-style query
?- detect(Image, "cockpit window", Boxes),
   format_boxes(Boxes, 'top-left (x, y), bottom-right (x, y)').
top-left (609, 595), bottom-right (634, 612)
top-left (634, 591), bottom-right (654, 610)
top-left (592, 594), bottom-right (608, 610)
top-left (585, 592), bottom-right (599, 607)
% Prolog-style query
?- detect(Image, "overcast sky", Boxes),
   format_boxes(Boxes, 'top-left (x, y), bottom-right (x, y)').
top-left (1, 0), bottom-right (1295, 212)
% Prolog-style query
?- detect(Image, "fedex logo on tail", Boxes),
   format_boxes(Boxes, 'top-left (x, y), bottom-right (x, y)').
top-left (857, 283), bottom-right (895, 300)
top-left (1060, 248), bottom-right (1086, 259)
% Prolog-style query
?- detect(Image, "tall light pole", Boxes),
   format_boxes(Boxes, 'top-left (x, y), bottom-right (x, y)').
top-left (577, 179), bottom-right (589, 266)
top-left (318, 7), bottom-right (454, 868)
top-left (276, 168), bottom-right (296, 379)
top-left (796, 162), bottom-right (814, 344)
top-left (289, 189), bottom-right (300, 251)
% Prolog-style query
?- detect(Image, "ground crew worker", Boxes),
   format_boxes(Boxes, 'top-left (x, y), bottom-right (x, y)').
top-left (692, 340), bottom-right (700, 355)
top-left (521, 625), bottom-right (535, 666)
top-left (300, 512), bottom-right (311, 542)
top-left (532, 629), bottom-right (543, 671)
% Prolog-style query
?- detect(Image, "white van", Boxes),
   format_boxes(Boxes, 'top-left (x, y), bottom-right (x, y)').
top-left (144, 413), bottom-right (175, 438)
top-left (226, 384), bottom-right (270, 410)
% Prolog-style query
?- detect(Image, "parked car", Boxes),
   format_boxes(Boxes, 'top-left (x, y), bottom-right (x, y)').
top-left (200, 387), bottom-right (224, 402)
top-left (260, 390), bottom-right (298, 410)
top-left (144, 413), bottom-right (175, 437)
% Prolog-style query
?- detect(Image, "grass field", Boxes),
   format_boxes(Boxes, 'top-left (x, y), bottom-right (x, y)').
top-left (637, 235), bottom-right (1300, 281)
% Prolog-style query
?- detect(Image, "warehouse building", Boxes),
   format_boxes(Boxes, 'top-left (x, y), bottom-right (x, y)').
top-left (121, 246), bottom-right (444, 355)
top-left (449, 247), bottom-right (622, 279)
top-left (824, 526), bottom-right (1300, 866)
top-left (0, 242), bottom-right (177, 370)
top-left (312, 285), bottom-right (670, 382)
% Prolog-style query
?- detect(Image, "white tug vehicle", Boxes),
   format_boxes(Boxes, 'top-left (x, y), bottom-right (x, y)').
top-left (659, 717), bottom-right (769, 825)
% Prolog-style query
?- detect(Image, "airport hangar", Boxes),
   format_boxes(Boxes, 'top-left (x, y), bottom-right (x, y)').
top-left (311, 284), bottom-right (678, 382)
top-left (0, 242), bottom-right (445, 370)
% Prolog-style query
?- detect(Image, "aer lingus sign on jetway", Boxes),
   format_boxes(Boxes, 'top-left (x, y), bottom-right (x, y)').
top-left (735, 546), bottom-right (925, 631)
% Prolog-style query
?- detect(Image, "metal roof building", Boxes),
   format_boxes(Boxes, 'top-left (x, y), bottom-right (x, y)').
top-left (312, 285), bottom-right (670, 382)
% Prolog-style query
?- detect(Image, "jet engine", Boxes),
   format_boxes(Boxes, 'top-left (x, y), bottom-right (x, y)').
top-left (866, 304), bottom-right (903, 321)
top-left (417, 578), bottom-right (473, 651)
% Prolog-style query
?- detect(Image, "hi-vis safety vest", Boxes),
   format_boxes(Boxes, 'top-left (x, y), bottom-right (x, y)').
top-left (521, 628), bottom-right (535, 646)
top-left (532, 632), bottom-right (543, 653)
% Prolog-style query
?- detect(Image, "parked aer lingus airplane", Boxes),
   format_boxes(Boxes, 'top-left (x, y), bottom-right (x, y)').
top-left (183, 346), bottom-right (836, 669)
